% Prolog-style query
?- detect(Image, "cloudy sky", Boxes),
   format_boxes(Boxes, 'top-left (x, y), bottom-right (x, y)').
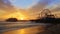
top-left (9, 0), bottom-right (60, 9)
top-left (0, 0), bottom-right (60, 21)
top-left (9, 0), bottom-right (39, 9)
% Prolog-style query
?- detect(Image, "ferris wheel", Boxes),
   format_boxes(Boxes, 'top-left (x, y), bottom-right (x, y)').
top-left (39, 9), bottom-right (55, 18)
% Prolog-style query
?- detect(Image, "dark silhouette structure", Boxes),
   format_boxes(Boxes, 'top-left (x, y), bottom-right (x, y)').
top-left (6, 18), bottom-right (18, 22)
top-left (30, 9), bottom-right (60, 24)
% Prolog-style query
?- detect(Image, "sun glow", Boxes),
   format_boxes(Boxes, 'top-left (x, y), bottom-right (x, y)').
top-left (10, 11), bottom-right (28, 20)
top-left (20, 18), bottom-right (24, 20)
top-left (15, 8), bottom-right (29, 20)
top-left (0, 8), bottom-right (30, 21)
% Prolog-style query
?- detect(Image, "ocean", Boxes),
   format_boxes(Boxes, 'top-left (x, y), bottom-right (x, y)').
top-left (0, 21), bottom-right (60, 34)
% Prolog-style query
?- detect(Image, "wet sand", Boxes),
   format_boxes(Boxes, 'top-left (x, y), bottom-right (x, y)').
top-left (3, 26), bottom-right (45, 34)
top-left (0, 22), bottom-right (60, 34)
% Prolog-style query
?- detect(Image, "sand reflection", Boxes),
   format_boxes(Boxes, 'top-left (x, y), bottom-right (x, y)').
top-left (3, 26), bottom-right (45, 34)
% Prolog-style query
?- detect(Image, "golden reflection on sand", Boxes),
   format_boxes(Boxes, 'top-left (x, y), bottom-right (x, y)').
top-left (3, 26), bottom-right (45, 34)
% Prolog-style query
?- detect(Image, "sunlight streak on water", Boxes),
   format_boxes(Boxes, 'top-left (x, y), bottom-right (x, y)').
top-left (3, 26), bottom-right (45, 34)
top-left (0, 22), bottom-right (52, 34)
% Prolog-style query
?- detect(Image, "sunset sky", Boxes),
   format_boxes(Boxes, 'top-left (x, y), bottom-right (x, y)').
top-left (9, 0), bottom-right (60, 9)
top-left (0, 0), bottom-right (60, 21)
top-left (10, 0), bottom-right (39, 9)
